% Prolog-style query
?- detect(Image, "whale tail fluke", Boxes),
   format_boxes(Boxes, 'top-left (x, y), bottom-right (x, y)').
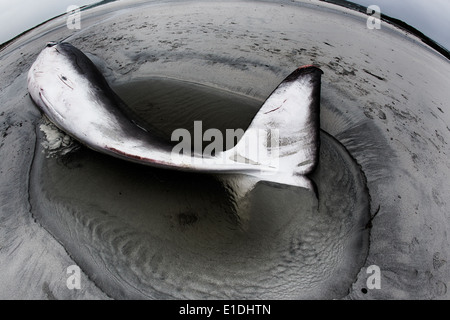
top-left (220, 65), bottom-right (323, 213)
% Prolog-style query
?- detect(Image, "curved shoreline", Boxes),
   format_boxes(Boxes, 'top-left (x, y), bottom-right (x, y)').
top-left (2, 0), bottom-right (449, 60)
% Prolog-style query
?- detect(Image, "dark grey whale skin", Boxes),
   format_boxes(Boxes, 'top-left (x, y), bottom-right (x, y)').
top-left (31, 42), bottom-right (168, 147)
top-left (49, 42), bottom-right (158, 135)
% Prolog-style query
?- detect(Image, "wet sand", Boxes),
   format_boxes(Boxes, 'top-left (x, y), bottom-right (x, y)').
top-left (29, 82), bottom-right (370, 298)
top-left (0, 0), bottom-right (449, 299)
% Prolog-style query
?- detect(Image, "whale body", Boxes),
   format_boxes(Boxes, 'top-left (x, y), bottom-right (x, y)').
top-left (27, 42), bottom-right (323, 201)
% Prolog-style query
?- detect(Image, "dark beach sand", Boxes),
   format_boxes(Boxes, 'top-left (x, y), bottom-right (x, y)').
top-left (0, 0), bottom-right (449, 299)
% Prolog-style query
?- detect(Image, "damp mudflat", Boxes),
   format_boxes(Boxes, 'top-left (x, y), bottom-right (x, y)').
top-left (29, 78), bottom-right (370, 299)
top-left (1, 0), bottom-right (449, 300)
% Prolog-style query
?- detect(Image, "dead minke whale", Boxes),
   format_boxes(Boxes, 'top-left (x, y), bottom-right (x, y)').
top-left (27, 42), bottom-right (323, 203)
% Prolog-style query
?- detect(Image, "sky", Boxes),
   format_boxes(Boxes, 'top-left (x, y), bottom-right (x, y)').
top-left (352, 0), bottom-right (450, 50)
top-left (0, 0), bottom-right (98, 44)
top-left (0, 0), bottom-right (449, 50)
